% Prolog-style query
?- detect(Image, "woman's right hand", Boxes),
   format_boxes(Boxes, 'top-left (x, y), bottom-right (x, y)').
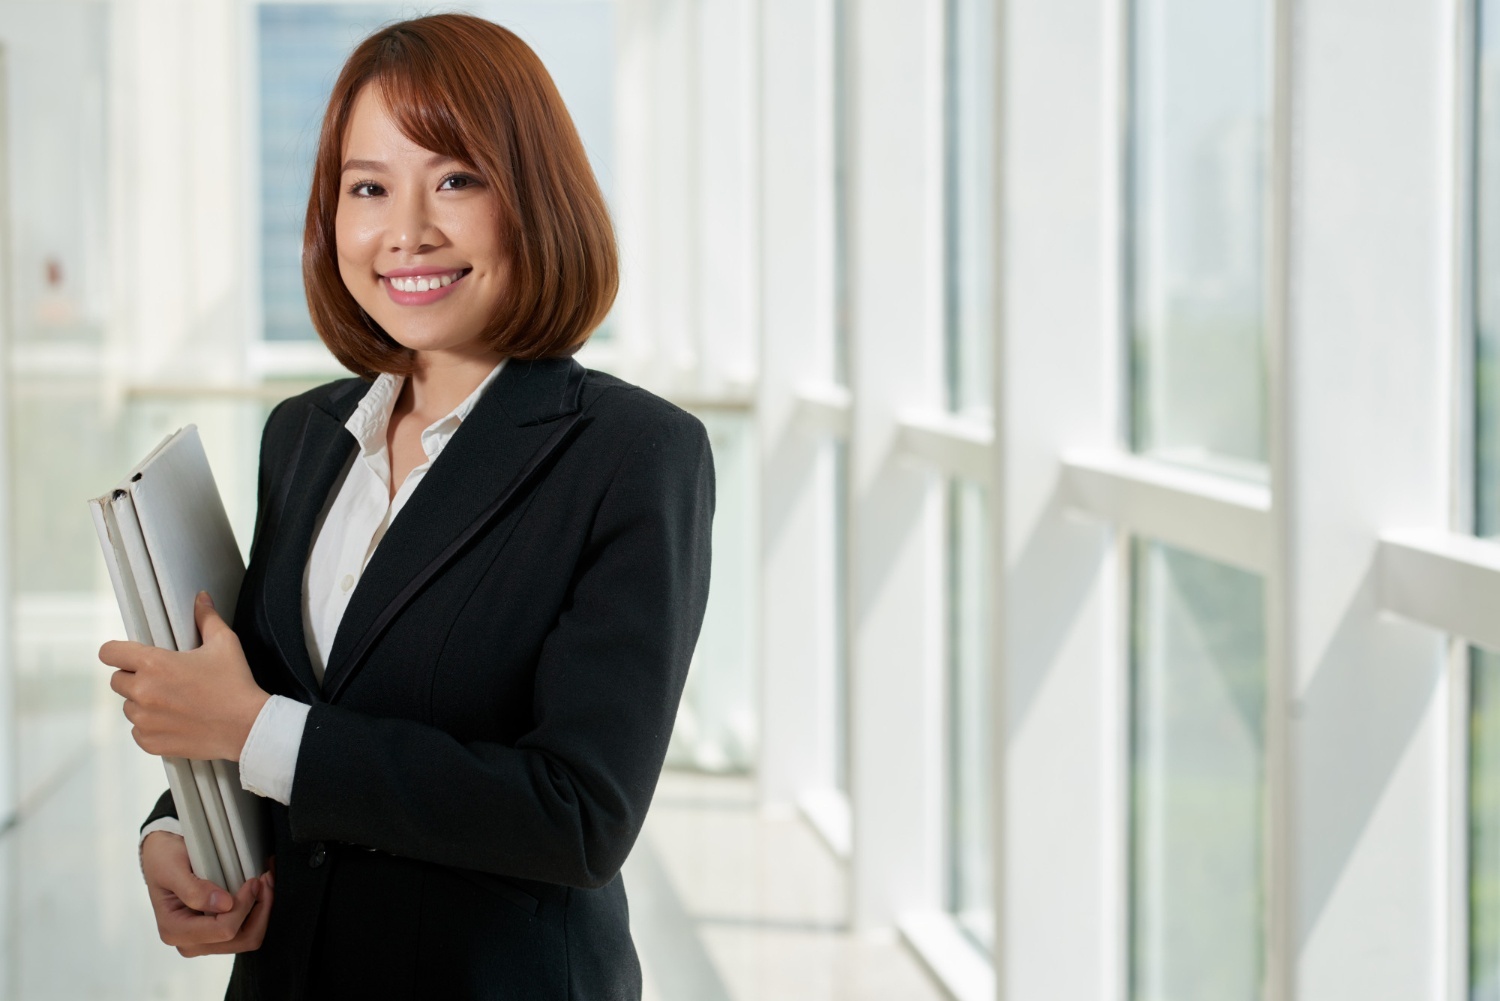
top-left (140, 831), bottom-right (274, 956)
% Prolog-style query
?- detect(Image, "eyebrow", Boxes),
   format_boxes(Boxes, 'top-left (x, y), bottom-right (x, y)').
top-left (340, 153), bottom-right (461, 173)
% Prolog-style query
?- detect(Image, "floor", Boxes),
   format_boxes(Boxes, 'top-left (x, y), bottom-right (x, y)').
top-left (0, 713), bottom-right (947, 1000)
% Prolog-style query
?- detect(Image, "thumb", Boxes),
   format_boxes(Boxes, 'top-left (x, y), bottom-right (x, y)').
top-left (194, 591), bottom-right (227, 641)
top-left (162, 862), bottom-right (234, 914)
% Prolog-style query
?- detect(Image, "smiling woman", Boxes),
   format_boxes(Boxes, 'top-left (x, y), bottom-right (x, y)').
top-left (332, 86), bottom-right (512, 366)
top-left (102, 13), bottom-right (714, 1001)
top-left (304, 14), bottom-right (618, 377)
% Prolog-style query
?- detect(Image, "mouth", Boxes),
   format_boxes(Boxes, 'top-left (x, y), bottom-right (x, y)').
top-left (380, 267), bottom-right (472, 304)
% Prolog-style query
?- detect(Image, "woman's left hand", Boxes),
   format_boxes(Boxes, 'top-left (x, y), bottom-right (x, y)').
top-left (99, 592), bottom-right (270, 762)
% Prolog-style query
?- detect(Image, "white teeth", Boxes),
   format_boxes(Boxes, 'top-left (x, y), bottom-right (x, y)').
top-left (388, 271), bottom-right (462, 294)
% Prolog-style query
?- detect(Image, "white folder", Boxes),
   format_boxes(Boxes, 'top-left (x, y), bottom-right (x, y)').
top-left (88, 425), bottom-right (268, 890)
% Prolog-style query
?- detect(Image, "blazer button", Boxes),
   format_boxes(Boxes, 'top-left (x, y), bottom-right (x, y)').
top-left (309, 842), bottom-right (327, 868)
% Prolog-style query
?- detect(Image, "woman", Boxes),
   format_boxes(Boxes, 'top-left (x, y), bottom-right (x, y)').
top-left (98, 14), bottom-right (714, 1000)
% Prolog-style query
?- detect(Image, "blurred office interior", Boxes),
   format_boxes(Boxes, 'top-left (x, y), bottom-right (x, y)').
top-left (0, 0), bottom-right (1496, 999)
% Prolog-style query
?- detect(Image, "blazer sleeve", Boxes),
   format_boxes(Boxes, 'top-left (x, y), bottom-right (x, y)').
top-left (285, 406), bottom-right (716, 889)
top-left (140, 398), bottom-right (293, 833)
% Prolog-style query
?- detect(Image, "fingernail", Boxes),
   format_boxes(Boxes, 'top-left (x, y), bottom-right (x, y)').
top-left (265, 872), bottom-right (275, 890)
top-left (208, 890), bottom-right (229, 911)
top-left (197, 591), bottom-right (213, 607)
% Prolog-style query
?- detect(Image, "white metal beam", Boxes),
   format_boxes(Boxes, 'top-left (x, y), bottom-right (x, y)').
top-left (895, 409), bottom-right (995, 486)
top-left (794, 381), bottom-right (853, 439)
top-left (1379, 529), bottom-right (1500, 654)
top-left (898, 911), bottom-right (996, 1001)
top-left (1061, 450), bottom-right (1272, 574)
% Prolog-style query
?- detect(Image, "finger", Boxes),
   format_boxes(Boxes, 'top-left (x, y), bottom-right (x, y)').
top-left (230, 876), bottom-right (273, 947)
top-left (98, 639), bottom-right (147, 671)
top-left (155, 859), bottom-right (235, 916)
top-left (108, 670), bottom-right (136, 699)
top-left (194, 591), bottom-right (228, 642)
top-left (159, 878), bottom-right (258, 949)
top-left (208, 875), bottom-right (261, 937)
top-left (181, 875), bottom-right (275, 956)
top-left (201, 876), bottom-right (259, 948)
top-left (236, 875), bottom-right (274, 945)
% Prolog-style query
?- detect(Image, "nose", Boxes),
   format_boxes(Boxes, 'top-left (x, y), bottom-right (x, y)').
top-left (388, 188), bottom-right (442, 255)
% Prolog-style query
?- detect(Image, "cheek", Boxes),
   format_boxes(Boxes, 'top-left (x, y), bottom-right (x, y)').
top-left (334, 206), bottom-right (379, 268)
top-left (334, 217), bottom-right (377, 299)
top-left (443, 199), bottom-right (507, 268)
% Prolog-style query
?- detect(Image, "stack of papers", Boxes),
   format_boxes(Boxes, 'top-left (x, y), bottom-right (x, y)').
top-left (87, 425), bottom-right (267, 891)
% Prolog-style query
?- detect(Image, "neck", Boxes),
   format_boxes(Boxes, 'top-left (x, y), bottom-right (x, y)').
top-left (401, 350), bottom-right (503, 420)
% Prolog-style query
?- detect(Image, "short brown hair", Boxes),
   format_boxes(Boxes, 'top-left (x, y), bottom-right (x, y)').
top-left (303, 14), bottom-right (617, 376)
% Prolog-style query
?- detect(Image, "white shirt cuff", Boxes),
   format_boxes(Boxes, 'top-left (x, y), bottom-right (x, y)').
top-left (139, 816), bottom-right (183, 849)
top-left (238, 695), bottom-right (311, 806)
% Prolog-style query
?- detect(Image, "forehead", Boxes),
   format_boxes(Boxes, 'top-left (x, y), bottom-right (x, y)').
top-left (341, 84), bottom-right (440, 164)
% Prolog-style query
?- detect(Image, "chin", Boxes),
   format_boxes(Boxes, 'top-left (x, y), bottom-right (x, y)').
top-left (387, 330), bottom-right (490, 357)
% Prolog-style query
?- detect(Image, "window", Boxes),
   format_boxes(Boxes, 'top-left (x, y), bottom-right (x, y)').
top-left (1472, 2), bottom-right (1500, 995)
top-left (829, 439), bottom-right (852, 794)
top-left (832, 0), bottom-right (852, 388)
top-left (1474, 650), bottom-right (1500, 1001)
top-left (1126, 0), bottom-right (1272, 477)
top-left (1124, 2), bottom-right (1273, 994)
top-left (944, 0), bottom-right (995, 418)
top-left (941, 0), bottom-right (996, 956)
top-left (948, 479), bottom-right (992, 953)
top-left (1129, 541), bottom-right (1265, 1000)
top-left (258, 4), bottom-right (404, 343)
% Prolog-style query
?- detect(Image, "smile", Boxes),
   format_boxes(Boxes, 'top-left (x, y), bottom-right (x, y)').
top-left (381, 268), bottom-right (471, 304)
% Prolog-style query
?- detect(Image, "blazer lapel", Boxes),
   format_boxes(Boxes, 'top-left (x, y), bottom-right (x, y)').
top-left (319, 356), bottom-right (588, 703)
top-left (260, 380), bottom-right (370, 701)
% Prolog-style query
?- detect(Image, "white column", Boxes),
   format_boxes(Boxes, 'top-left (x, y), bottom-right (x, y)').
top-left (995, 0), bottom-right (1123, 997)
top-left (0, 39), bottom-right (14, 838)
top-left (756, 0), bottom-right (840, 808)
top-left (845, 0), bottom-right (948, 930)
top-left (1280, 1), bottom-right (1458, 997)
top-left (694, 0), bottom-right (758, 398)
top-left (109, 0), bottom-right (247, 389)
top-left (613, 0), bottom-right (698, 394)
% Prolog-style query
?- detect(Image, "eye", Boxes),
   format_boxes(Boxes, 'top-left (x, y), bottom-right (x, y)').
top-left (346, 179), bottom-right (384, 198)
top-left (439, 173), bottom-right (480, 191)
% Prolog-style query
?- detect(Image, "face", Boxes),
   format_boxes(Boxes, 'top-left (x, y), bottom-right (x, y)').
top-left (335, 84), bottom-right (509, 368)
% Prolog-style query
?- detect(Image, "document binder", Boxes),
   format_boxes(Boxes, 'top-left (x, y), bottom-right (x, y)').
top-left (88, 425), bottom-right (268, 891)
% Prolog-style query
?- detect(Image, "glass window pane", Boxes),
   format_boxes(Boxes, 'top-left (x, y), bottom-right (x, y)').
top-left (948, 480), bottom-right (992, 953)
top-left (1130, 540), bottom-right (1265, 1000)
top-left (832, 439), bottom-right (852, 793)
top-left (1477, 0), bottom-right (1500, 537)
top-left (1127, 0), bottom-right (1272, 476)
top-left (666, 410), bottom-right (758, 771)
top-left (1473, 649), bottom-right (1500, 1001)
top-left (258, 4), bottom-right (404, 343)
top-left (832, 0), bottom-right (852, 387)
top-left (945, 0), bottom-right (995, 416)
top-left (1474, 7), bottom-right (1500, 997)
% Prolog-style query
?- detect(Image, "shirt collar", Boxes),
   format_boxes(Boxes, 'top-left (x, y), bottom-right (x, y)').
top-left (344, 358), bottom-right (507, 456)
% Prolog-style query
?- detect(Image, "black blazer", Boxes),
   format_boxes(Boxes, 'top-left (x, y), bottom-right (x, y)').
top-left (142, 357), bottom-right (715, 1001)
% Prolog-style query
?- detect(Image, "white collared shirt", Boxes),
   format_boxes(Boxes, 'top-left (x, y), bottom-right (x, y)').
top-left (302, 358), bottom-right (505, 682)
top-left (142, 360), bottom-right (505, 844)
